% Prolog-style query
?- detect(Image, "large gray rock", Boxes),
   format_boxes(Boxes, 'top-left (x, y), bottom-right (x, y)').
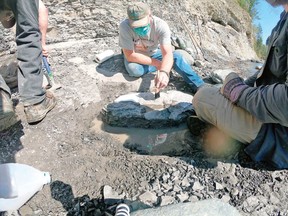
top-left (102, 91), bottom-right (194, 128)
top-left (130, 199), bottom-right (241, 216)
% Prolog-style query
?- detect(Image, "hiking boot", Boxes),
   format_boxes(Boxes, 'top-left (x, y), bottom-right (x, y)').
top-left (24, 91), bottom-right (56, 124)
top-left (187, 115), bottom-right (208, 137)
top-left (0, 90), bottom-right (18, 131)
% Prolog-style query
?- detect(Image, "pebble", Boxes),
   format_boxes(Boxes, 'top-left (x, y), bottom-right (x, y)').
top-left (160, 196), bottom-right (174, 206)
top-left (103, 185), bottom-right (125, 205)
top-left (231, 188), bottom-right (239, 196)
top-left (177, 193), bottom-right (189, 202)
top-left (220, 195), bottom-right (231, 203)
top-left (215, 182), bottom-right (224, 190)
top-left (139, 191), bottom-right (158, 205)
top-left (192, 181), bottom-right (204, 191)
top-left (181, 177), bottom-right (191, 187)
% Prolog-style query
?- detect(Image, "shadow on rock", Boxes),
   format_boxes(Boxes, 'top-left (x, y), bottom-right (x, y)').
top-left (0, 122), bottom-right (24, 163)
top-left (96, 54), bottom-right (134, 81)
top-left (51, 183), bottom-right (150, 216)
top-left (96, 54), bottom-right (159, 92)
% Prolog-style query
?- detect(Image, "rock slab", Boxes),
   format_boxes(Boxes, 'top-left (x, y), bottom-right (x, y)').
top-left (130, 199), bottom-right (241, 216)
top-left (102, 91), bottom-right (194, 128)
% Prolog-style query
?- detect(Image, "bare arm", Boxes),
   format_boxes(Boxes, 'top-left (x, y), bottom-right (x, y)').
top-left (159, 44), bottom-right (173, 73)
top-left (154, 44), bottom-right (173, 89)
top-left (122, 48), bottom-right (162, 69)
top-left (39, 0), bottom-right (48, 57)
top-left (123, 44), bottom-right (173, 90)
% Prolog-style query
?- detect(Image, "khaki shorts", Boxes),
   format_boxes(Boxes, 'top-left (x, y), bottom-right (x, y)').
top-left (193, 86), bottom-right (262, 144)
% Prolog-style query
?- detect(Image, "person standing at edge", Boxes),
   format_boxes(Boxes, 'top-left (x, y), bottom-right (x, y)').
top-left (190, 0), bottom-right (288, 169)
top-left (0, 0), bottom-right (56, 131)
top-left (119, 2), bottom-right (205, 93)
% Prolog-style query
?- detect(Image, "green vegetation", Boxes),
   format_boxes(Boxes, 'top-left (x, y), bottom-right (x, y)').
top-left (253, 24), bottom-right (268, 59)
top-left (237, 0), bottom-right (268, 59)
top-left (237, 0), bottom-right (258, 19)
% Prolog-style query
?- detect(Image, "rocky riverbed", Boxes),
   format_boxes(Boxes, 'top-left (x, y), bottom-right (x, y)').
top-left (0, 36), bottom-right (287, 216)
top-left (1, 0), bottom-right (287, 215)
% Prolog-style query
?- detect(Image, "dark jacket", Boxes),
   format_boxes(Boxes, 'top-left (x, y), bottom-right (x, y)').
top-left (238, 11), bottom-right (288, 169)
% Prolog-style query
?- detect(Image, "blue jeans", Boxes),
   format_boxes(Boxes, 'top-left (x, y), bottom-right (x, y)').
top-left (124, 49), bottom-right (204, 88)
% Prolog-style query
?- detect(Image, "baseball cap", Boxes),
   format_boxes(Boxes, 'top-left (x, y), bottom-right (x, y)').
top-left (127, 2), bottom-right (150, 28)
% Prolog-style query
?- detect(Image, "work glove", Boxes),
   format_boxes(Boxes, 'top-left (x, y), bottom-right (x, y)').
top-left (220, 72), bottom-right (249, 103)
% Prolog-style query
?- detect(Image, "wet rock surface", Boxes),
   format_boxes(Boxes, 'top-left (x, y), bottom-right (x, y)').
top-left (0, 0), bottom-right (285, 216)
top-left (102, 91), bottom-right (194, 128)
top-left (130, 199), bottom-right (241, 216)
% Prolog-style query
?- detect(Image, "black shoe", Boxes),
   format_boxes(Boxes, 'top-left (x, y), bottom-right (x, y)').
top-left (187, 115), bottom-right (208, 136)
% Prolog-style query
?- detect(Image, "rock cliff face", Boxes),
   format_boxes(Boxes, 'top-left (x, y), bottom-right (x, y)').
top-left (0, 0), bottom-right (257, 60)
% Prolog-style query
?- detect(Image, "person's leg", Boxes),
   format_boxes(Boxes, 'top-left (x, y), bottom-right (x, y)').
top-left (124, 57), bottom-right (157, 78)
top-left (124, 58), bottom-right (156, 77)
top-left (123, 49), bottom-right (165, 77)
top-left (7, 0), bottom-right (56, 123)
top-left (192, 86), bottom-right (262, 144)
top-left (0, 75), bottom-right (18, 131)
top-left (8, 0), bottom-right (45, 106)
top-left (172, 51), bottom-right (204, 88)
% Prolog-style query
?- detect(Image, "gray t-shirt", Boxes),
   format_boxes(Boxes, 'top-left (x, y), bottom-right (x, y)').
top-left (119, 16), bottom-right (171, 56)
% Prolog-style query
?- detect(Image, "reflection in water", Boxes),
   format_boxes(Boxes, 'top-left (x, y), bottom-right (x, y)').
top-left (91, 119), bottom-right (243, 160)
top-left (124, 128), bottom-right (189, 156)
top-left (91, 119), bottom-right (191, 156)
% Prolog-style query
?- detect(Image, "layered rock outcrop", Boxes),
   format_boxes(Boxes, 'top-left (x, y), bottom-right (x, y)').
top-left (0, 0), bottom-right (257, 60)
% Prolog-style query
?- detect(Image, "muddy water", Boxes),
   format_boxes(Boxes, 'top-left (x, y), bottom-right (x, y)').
top-left (90, 118), bottom-right (243, 162)
top-left (91, 119), bottom-right (193, 156)
top-left (91, 109), bottom-right (249, 159)
top-left (90, 62), bottom-right (260, 158)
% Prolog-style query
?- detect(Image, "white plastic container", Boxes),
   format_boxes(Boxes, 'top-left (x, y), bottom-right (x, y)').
top-left (0, 163), bottom-right (51, 211)
top-left (95, 50), bottom-right (114, 63)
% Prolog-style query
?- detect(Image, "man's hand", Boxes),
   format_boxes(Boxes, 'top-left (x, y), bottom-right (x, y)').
top-left (42, 44), bottom-right (49, 57)
top-left (220, 72), bottom-right (249, 103)
top-left (155, 70), bottom-right (170, 90)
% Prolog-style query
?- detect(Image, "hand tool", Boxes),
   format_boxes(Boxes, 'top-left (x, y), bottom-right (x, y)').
top-left (155, 70), bottom-right (160, 99)
top-left (42, 56), bottom-right (61, 90)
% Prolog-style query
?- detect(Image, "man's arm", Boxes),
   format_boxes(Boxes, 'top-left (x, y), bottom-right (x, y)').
top-left (39, 0), bottom-right (48, 57)
top-left (122, 49), bottom-right (162, 69)
top-left (159, 44), bottom-right (173, 74)
top-left (154, 44), bottom-right (173, 89)
top-left (221, 72), bottom-right (288, 126)
top-left (238, 84), bottom-right (288, 126)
